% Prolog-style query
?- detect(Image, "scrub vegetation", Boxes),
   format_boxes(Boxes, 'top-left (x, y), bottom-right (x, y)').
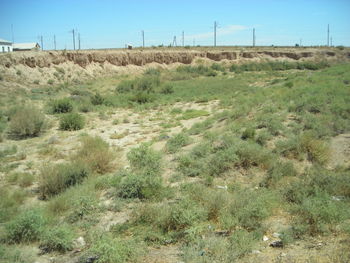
top-left (0, 57), bottom-right (349, 263)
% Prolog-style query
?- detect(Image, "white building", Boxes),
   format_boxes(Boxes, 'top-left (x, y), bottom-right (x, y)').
top-left (0, 38), bottom-right (12, 52)
top-left (13, 42), bottom-right (41, 51)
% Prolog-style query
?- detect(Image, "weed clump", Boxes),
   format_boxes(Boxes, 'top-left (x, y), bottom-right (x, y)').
top-left (39, 225), bottom-right (74, 253)
top-left (50, 98), bottom-right (73, 113)
top-left (7, 106), bottom-right (46, 139)
top-left (38, 162), bottom-right (89, 198)
top-left (74, 136), bottom-right (116, 174)
top-left (59, 112), bottom-right (85, 131)
top-left (165, 132), bottom-right (192, 153)
top-left (4, 209), bottom-right (46, 244)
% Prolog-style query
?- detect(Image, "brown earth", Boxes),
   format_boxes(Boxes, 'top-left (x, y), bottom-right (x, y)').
top-left (0, 47), bottom-right (349, 88)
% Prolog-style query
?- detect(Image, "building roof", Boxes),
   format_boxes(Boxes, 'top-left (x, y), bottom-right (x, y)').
top-left (13, 43), bottom-right (40, 49)
top-left (0, 38), bottom-right (12, 44)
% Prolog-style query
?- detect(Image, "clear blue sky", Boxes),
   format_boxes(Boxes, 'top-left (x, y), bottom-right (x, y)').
top-left (0, 0), bottom-right (349, 50)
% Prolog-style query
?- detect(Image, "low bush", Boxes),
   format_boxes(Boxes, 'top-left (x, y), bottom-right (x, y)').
top-left (4, 209), bottom-right (46, 244)
top-left (165, 132), bottom-right (192, 153)
top-left (87, 234), bottom-right (144, 263)
top-left (260, 161), bottom-right (297, 188)
top-left (0, 188), bottom-right (26, 223)
top-left (117, 171), bottom-right (163, 200)
top-left (160, 84), bottom-right (174, 94)
top-left (90, 93), bottom-right (105, 105)
top-left (38, 162), bottom-right (89, 199)
top-left (59, 112), bottom-right (85, 131)
top-left (50, 98), bottom-right (73, 114)
top-left (127, 143), bottom-right (162, 175)
top-left (210, 63), bottom-right (225, 72)
top-left (7, 106), bottom-right (46, 139)
top-left (39, 225), bottom-right (74, 253)
top-left (75, 136), bottom-right (116, 174)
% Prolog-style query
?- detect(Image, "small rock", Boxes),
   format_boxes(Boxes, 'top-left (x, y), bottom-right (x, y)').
top-left (73, 236), bottom-right (86, 249)
top-left (252, 250), bottom-right (261, 254)
top-left (216, 185), bottom-right (228, 190)
top-left (269, 240), bottom-right (283, 248)
top-left (263, 235), bottom-right (269, 241)
top-left (332, 196), bottom-right (345, 201)
top-left (280, 252), bottom-right (287, 257)
top-left (273, 232), bottom-right (281, 238)
top-left (47, 135), bottom-right (59, 144)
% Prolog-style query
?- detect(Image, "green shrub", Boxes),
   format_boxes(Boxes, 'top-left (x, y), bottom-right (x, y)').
top-left (207, 146), bottom-right (238, 176)
top-left (127, 143), bottom-right (162, 175)
top-left (0, 244), bottom-right (36, 263)
top-left (260, 161), bottom-right (297, 188)
top-left (7, 106), bottom-right (46, 139)
top-left (130, 91), bottom-right (155, 104)
top-left (292, 192), bottom-right (348, 236)
top-left (50, 98), bottom-right (73, 113)
top-left (116, 79), bottom-right (137, 93)
top-left (75, 136), bottom-right (115, 174)
top-left (38, 162), bottom-right (89, 198)
top-left (88, 234), bottom-right (144, 263)
top-left (165, 132), bottom-right (192, 153)
top-left (90, 93), bottom-right (105, 105)
top-left (47, 79), bottom-right (54, 85)
top-left (59, 112), bottom-right (84, 131)
top-left (160, 84), bottom-right (174, 94)
top-left (5, 209), bottom-right (46, 243)
top-left (211, 63), bottom-right (225, 72)
top-left (39, 225), bottom-right (74, 252)
top-left (241, 127), bottom-right (255, 140)
top-left (0, 188), bottom-right (26, 223)
top-left (117, 171), bottom-right (163, 200)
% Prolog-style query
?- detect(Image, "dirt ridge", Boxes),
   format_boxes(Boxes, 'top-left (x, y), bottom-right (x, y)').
top-left (0, 48), bottom-right (346, 69)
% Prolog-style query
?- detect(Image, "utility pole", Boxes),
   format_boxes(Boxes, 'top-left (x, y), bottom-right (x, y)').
top-left (300, 38), bottom-right (302, 47)
top-left (40, 35), bottom-right (43, 50)
top-left (193, 38), bottom-right (195, 47)
top-left (253, 28), bottom-right (256, 47)
top-left (11, 24), bottom-right (14, 43)
top-left (182, 31), bottom-right (184, 47)
top-left (327, 24), bottom-right (330, 46)
top-left (214, 21), bottom-right (217, 47)
top-left (71, 29), bottom-right (75, 50)
top-left (54, 35), bottom-right (56, 50)
top-left (78, 33), bottom-right (81, 50)
top-left (330, 37), bottom-right (333, 47)
top-left (142, 30), bottom-right (145, 48)
top-left (172, 36), bottom-right (177, 47)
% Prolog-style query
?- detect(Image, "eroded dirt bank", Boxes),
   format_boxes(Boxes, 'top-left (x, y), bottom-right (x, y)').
top-left (0, 48), bottom-right (347, 68)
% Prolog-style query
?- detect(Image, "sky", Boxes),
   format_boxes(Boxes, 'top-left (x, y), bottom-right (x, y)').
top-left (0, 0), bottom-right (349, 50)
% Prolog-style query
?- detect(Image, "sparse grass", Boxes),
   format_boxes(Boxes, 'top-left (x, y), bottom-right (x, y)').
top-left (165, 132), bottom-right (192, 153)
top-left (39, 224), bottom-right (74, 253)
top-left (179, 109), bottom-right (210, 120)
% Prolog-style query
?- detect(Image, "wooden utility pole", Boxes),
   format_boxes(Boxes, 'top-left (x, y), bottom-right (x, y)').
top-left (78, 33), bottom-right (81, 50)
top-left (142, 30), bottom-right (145, 48)
top-left (40, 35), bottom-right (43, 50)
top-left (54, 35), bottom-right (56, 50)
top-left (172, 36), bottom-right (177, 47)
top-left (71, 29), bottom-right (75, 50)
top-left (182, 31), bottom-right (184, 47)
top-left (253, 28), bottom-right (256, 47)
top-left (327, 24), bottom-right (330, 46)
top-left (214, 21), bottom-right (217, 47)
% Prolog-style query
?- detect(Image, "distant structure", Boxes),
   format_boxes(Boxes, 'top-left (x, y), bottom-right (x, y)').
top-left (13, 42), bottom-right (41, 51)
top-left (0, 38), bottom-right (13, 52)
